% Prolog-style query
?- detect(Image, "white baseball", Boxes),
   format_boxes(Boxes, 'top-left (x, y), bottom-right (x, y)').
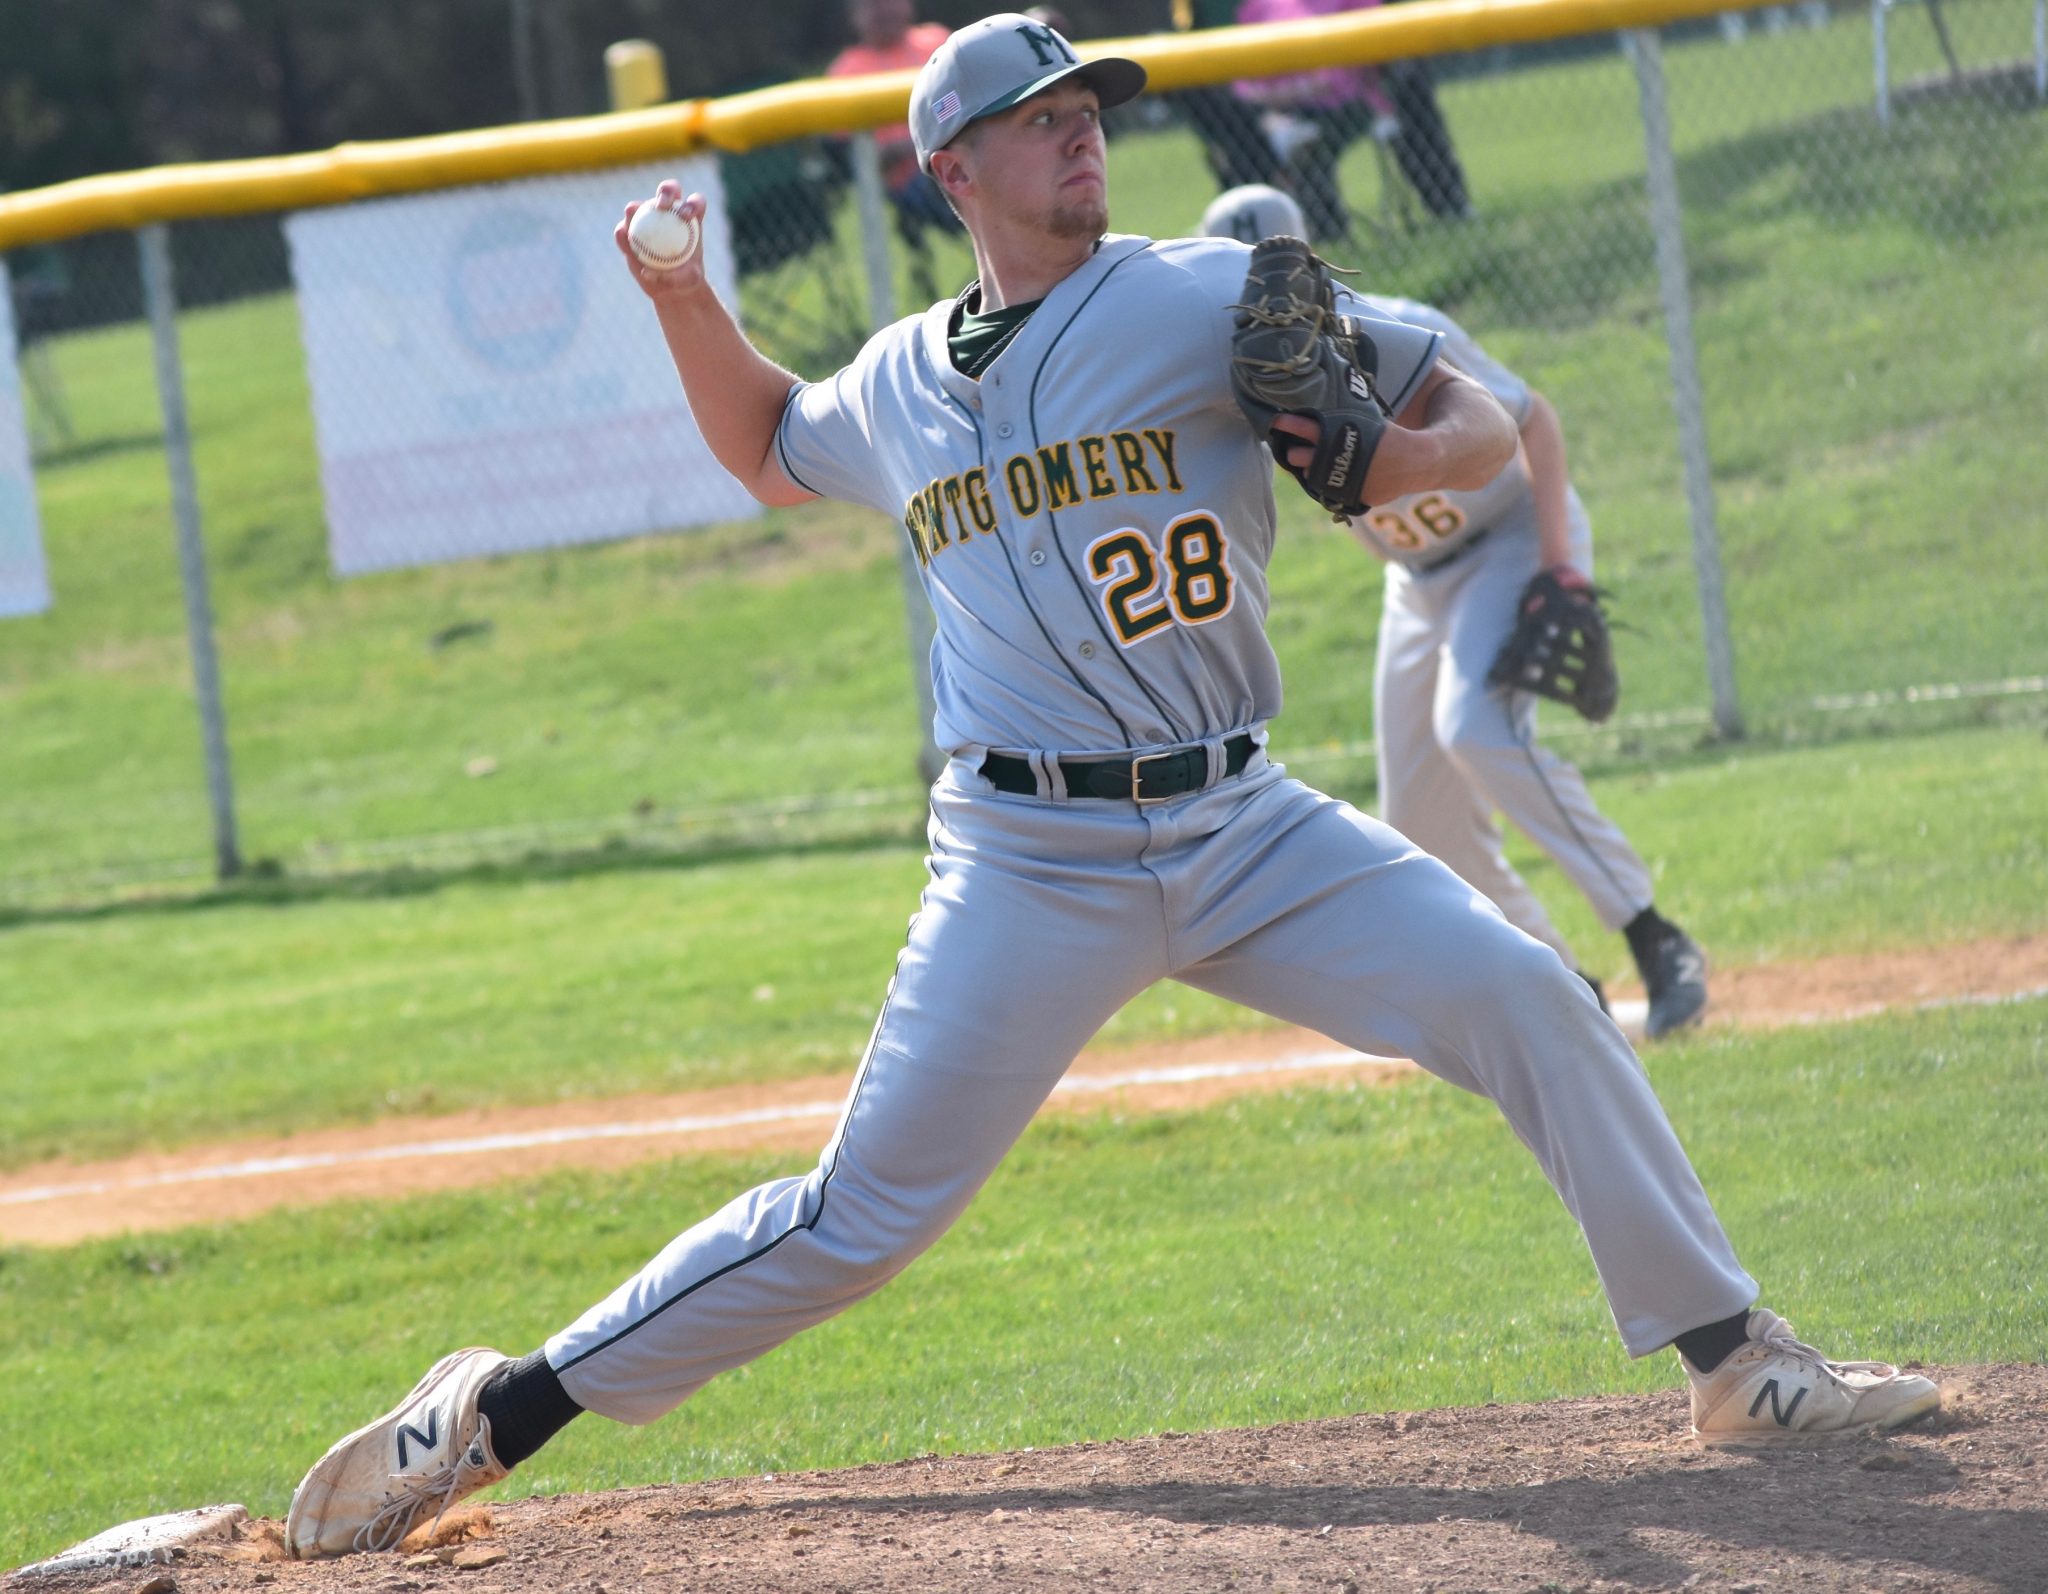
top-left (628, 200), bottom-right (701, 273)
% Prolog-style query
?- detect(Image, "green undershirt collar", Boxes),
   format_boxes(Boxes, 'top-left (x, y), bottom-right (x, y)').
top-left (948, 287), bottom-right (1042, 379)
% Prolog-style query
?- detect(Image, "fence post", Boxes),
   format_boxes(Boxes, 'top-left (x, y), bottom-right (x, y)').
top-left (2035, 0), bottom-right (2046, 103)
top-left (1625, 28), bottom-right (1744, 741)
top-left (511, 0), bottom-right (543, 120)
top-left (138, 225), bottom-right (243, 879)
top-left (852, 135), bottom-right (945, 785)
top-left (1873, 0), bottom-right (1896, 126)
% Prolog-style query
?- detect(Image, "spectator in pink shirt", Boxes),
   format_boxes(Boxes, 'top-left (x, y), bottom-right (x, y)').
top-left (829, 0), bottom-right (967, 261)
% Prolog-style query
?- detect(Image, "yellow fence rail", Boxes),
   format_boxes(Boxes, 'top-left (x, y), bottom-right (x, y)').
top-left (1, 0), bottom-right (1743, 250)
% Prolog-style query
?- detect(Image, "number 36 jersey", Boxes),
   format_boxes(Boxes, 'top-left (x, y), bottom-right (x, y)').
top-left (1339, 295), bottom-right (1587, 571)
top-left (775, 233), bottom-right (1441, 758)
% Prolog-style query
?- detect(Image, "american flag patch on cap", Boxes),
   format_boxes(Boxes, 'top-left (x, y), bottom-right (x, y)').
top-left (933, 90), bottom-right (962, 124)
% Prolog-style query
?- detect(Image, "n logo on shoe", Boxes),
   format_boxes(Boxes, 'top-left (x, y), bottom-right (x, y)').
top-left (1747, 1378), bottom-right (1809, 1427)
top-left (395, 1412), bottom-right (440, 1469)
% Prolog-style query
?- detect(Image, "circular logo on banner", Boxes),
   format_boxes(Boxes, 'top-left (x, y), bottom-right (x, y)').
top-left (445, 209), bottom-right (585, 372)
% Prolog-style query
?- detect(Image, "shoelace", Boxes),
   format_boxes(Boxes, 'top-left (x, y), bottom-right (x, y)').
top-left (1755, 1315), bottom-right (1826, 1365)
top-left (1752, 1315), bottom-right (1891, 1379)
top-left (351, 1417), bottom-right (498, 1555)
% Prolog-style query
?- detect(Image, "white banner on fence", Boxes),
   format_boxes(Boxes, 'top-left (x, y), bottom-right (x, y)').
top-left (286, 159), bottom-right (758, 576)
top-left (0, 261), bottom-right (54, 618)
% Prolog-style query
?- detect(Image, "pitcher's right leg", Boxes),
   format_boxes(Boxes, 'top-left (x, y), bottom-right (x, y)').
top-left (545, 782), bottom-right (1170, 1424)
top-left (1173, 779), bottom-right (1753, 1357)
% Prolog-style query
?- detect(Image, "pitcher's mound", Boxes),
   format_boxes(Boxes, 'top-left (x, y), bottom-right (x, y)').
top-left (20, 1363), bottom-right (2042, 1592)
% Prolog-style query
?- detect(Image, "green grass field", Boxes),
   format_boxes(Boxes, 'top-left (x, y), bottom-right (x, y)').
top-left (2, 718), bottom-right (2042, 1169)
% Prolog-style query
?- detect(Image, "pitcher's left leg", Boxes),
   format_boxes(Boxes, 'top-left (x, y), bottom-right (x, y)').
top-left (1174, 781), bottom-right (1752, 1356)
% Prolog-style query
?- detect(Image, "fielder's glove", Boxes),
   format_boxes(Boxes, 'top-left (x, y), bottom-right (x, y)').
top-left (1486, 567), bottom-right (1621, 723)
top-left (1229, 236), bottom-right (1387, 517)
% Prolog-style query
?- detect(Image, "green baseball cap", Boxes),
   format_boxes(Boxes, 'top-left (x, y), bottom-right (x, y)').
top-left (910, 12), bottom-right (1147, 172)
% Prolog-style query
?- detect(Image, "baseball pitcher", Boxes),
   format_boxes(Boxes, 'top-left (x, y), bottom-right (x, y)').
top-left (283, 19), bottom-right (1937, 1558)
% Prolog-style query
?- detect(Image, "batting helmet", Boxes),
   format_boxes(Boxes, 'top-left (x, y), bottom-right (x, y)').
top-left (1198, 184), bottom-right (1309, 244)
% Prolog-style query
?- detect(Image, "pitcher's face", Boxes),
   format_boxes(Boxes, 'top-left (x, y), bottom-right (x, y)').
top-left (959, 81), bottom-right (1109, 241)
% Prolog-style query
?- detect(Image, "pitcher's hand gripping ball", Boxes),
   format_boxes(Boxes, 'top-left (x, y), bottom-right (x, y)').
top-left (1229, 236), bottom-right (1387, 517)
top-left (628, 198), bottom-right (701, 273)
top-left (1486, 567), bottom-right (1622, 723)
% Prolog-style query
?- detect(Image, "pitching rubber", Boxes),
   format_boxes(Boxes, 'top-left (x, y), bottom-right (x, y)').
top-left (11, 1504), bottom-right (249, 1579)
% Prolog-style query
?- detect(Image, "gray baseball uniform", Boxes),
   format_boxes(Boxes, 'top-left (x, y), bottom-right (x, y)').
top-left (1346, 297), bottom-right (1655, 970)
top-left (541, 235), bottom-right (1754, 1423)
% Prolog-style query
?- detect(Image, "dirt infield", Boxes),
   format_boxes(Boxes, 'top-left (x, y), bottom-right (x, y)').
top-left (3, 935), bottom-right (2043, 1247)
top-left (14, 1366), bottom-right (2043, 1591)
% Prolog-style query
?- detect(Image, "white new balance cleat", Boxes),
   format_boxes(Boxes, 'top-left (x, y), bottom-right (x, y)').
top-left (286, 1347), bottom-right (512, 1558)
top-left (1686, 1309), bottom-right (1940, 1446)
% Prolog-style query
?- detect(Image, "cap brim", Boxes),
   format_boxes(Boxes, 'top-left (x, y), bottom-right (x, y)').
top-left (979, 55), bottom-right (1148, 121)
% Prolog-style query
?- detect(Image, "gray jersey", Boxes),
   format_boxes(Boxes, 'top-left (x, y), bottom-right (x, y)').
top-left (776, 234), bottom-right (1441, 757)
top-left (1345, 296), bottom-right (1584, 569)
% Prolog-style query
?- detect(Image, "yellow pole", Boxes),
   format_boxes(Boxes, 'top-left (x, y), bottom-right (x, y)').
top-left (605, 40), bottom-right (670, 113)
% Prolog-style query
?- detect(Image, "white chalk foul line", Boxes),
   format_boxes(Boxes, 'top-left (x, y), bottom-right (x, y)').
top-left (0, 1049), bottom-right (1384, 1210)
top-left (1779, 982), bottom-right (2048, 1027)
top-left (10, 984), bottom-right (2043, 1214)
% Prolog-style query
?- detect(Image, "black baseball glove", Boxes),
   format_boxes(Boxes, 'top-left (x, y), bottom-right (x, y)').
top-left (1486, 568), bottom-right (1620, 723)
top-left (1229, 236), bottom-right (1387, 517)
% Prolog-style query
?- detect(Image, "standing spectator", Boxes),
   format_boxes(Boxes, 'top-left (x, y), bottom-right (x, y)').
top-left (1168, 0), bottom-right (1292, 194)
top-left (1231, 0), bottom-right (1401, 239)
top-left (1233, 0), bottom-right (1470, 228)
top-left (1376, 45), bottom-right (1470, 219)
top-left (829, 0), bottom-right (966, 272)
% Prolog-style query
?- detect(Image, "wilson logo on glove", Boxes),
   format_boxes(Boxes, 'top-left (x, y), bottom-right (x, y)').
top-left (1229, 237), bottom-right (1388, 518)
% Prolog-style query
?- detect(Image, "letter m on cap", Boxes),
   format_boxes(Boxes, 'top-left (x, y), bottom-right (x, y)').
top-left (1016, 23), bottom-right (1077, 65)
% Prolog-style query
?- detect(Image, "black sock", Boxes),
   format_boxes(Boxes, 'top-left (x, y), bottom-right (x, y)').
top-left (477, 1349), bottom-right (584, 1468)
top-left (1623, 906), bottom-right (1679, 971)
top-left (1673, 1308), bottom-right (1754, 1374)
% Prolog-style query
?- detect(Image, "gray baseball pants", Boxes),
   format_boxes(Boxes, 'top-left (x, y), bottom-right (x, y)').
top-left (547, 754), bottom-right (1754, 1424)
top-left (1376, 521), bottom-right (1655, 968)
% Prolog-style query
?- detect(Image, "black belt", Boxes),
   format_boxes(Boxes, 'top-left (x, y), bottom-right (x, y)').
top-left (981, 732), bottom-right (1256, 802)
top-left (1413, 527), bottom-right (1491, 574)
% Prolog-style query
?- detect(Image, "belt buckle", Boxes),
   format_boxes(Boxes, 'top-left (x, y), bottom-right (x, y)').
top-left (1129, 748), bottom-right (1182, 804)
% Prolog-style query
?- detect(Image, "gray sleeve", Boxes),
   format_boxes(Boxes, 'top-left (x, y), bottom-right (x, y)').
top-left (1432, 317), bottom-right (1531, 426)
top-left (1341, 304), bottom-right (1444, 417)
top-left (772, 353), bottom-right (893, 515)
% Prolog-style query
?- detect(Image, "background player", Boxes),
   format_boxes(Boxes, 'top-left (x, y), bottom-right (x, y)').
top-left (1203, 184), bottom-right (1710, 1037)
top-left (283, 17), bottom-right (1935, 1558)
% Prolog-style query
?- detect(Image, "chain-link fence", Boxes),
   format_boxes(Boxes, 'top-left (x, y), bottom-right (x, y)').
top-left (2, 0), bottom-right (2043, 905)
